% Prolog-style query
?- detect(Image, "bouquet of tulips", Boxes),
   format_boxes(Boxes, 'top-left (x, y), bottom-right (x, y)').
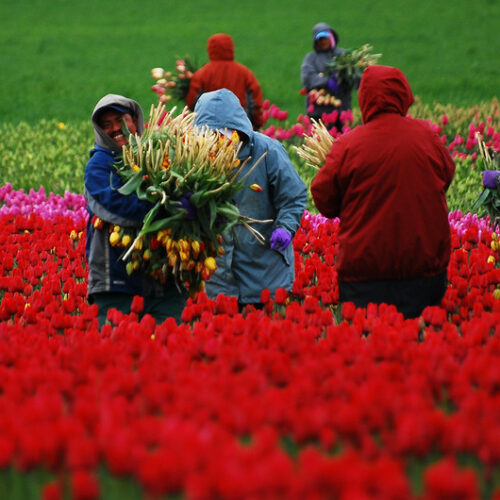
top-left (103, 104), bottom-right (268, 295)
top-left (326, 43), bottom-right (382, 89)
top-left (293, 119), bottom-right (335, 170)
top-left (472, 133), bottom-right (500, 229)
top-left (151, 56), bottom-right (198, 104)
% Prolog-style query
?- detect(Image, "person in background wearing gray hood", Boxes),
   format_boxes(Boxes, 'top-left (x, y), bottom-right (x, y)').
top-left (301, 22), bottom-right (358, 132)
top-left (84, 94), bottom-right (188, 327)
top-left (194, 89), bottom-right (307, 311)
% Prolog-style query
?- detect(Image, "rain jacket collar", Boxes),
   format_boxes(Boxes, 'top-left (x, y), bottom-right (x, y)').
top-left (193, 88), bottom-right (254, 141)
top-left (91, 94), bottom-right (144, 153)
top-left (207, 33), bottom-right (234, 61)
top-left (358, 65), bottom-right (415, 124)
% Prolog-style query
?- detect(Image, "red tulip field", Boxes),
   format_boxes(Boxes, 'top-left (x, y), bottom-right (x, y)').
top-left (0, 182), bottom-right (499, 499)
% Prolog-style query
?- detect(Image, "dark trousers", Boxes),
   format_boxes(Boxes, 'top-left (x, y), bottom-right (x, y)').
top-left (89, 289), bottom-right (188, 328)
top-left (338, 271), bottom-right (447, 319)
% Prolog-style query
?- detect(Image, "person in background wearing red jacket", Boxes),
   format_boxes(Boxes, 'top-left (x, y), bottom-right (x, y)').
top-left (311, 65), bottom-right (456, 318)
top-left (186, 33), bottom-right (264, 130)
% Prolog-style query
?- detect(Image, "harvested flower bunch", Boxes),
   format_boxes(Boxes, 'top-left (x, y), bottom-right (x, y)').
top-left (151, 56), bottom-right (198, 104)
top-left (293, 119), bottom-right (335, 170)
top-left (472, 132), bottom-right (500, 228)
top-left (326, 43), bottom-right (382, 89)
top-left (103, 103), bottom-right (268, 295)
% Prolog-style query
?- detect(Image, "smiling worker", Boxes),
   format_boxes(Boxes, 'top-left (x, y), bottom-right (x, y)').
top-left (84, 94), bottom-right (188, 327)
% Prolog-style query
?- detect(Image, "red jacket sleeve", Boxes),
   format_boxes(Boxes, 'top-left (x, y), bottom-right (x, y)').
top-left (310, 142), bottom-right (343, 219)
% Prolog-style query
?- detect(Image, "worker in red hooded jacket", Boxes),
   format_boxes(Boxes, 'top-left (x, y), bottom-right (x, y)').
top-left (186, 33), bottom-right (264, 130)
top-left (311, 65), bottom-right (456, 318)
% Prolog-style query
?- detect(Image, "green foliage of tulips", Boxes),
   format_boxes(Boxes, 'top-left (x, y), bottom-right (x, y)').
top-left (0, 120), bottom-right (92, 195)
top-left (0, 98), bottom-right (498, 219)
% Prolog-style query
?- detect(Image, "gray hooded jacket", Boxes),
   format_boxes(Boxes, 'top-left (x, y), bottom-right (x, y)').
top-left (194, 89), bottom-right (307, 303)
top-left (92, 94), bottom-right (145, 153)
top-left (300, 22), bottom-right (355, 118)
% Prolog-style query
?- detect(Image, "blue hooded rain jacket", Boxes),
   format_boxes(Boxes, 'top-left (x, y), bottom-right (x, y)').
top-left (194, 89), bottom-right (307, 303)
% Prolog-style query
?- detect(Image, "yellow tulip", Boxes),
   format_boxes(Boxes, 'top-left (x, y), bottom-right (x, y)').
top-left (204, 257), bottom-right (217, 273)
top-left (134, 238), bottom-right (143, 251)
top-left (109, 232), bottom-right (120, 246)
top-left (191, 240), bottom-right (201, 258)
top-left (126, 261), bottom-right (135, 275)
top-left (121, 234), bottom-right (131, 247)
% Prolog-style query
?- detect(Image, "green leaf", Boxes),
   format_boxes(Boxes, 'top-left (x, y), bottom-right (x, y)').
top-left (208, 198), bottom-right (217, 228)
top-left (471, 188), bottom-right (491, 211)
top-left (140, 211), bottom-right (186, 234)
top-left (117, 173), bottom-right (143, 196)
top-left (142, 201), bottom-right (161, 227)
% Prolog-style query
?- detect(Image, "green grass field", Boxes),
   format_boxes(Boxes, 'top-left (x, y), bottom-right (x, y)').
top-left (1, 0), bottom-right (498, 124)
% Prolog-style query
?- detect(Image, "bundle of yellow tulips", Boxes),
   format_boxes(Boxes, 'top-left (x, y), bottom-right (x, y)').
top-left (103, 103), bottom-right (267, 296)
top-left (293, 119), bottom-right (335, 170)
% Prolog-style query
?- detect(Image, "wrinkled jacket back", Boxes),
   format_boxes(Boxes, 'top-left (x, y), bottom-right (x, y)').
top-left (311, 66), bottom-right (455, 281)
top-left (194, 89), bottom-right (307, 302)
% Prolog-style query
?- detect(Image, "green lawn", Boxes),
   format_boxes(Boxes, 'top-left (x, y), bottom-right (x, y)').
top-left (1, 0), bottom-right (498, 124)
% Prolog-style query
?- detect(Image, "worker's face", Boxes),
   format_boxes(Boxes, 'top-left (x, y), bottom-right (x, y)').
top-left (99, 110), bottom-right (138, 148)
top-left (316, 37), bottom-right (331, 51)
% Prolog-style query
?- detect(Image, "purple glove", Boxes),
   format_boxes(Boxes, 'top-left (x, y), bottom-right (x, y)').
top-left (270, 228), bottom-right (292, 251)
top-left (327, 72), bottom-right (340, 94)
top-left (178, 193), bottom-right (196, 220)
top-left (482, 170), bottom-right (500, 189)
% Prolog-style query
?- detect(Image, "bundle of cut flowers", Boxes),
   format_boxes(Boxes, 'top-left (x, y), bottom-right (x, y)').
top-left (95, 103), bottom-right (268, 296)
top-left (472, 133), bottom-right (500, 229)
top-left (325, 43), bottom-right (382, 89)
top-left (301, 44), bottom-right (381, 114)
top-left (151, 56), bottom-right (198, 104)
top-left (292, 119), bottom-right (335, 170)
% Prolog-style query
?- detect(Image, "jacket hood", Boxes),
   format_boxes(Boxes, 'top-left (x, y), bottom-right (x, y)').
top-left (358, 65), bottom-right (415, 123)
top-left (91, 94), bottom-right (144, 153)
top-left (312, 22), bottom-right (339, 49)
top-left (207, 33), bottom-right (234, 61)
top-left (193, 88), bottom-right (253, 140)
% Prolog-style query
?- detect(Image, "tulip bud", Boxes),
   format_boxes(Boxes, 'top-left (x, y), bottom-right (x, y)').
top-left (151, 67), bottom-right (165, 79)
top-left (126, 261), bottom-right (135, 275)
top-left (204, 257), bottom-right (217, 273)
top-left (109, 232), bottom-right (120, 246)
top-left (191, 240), bottom-right (201, 258)
top-left (92, 217), bottom-right (104, 230)
top-left (249, 183), bottom-right (263, 192)
top-left (121, 234), bottom-right (131, 247)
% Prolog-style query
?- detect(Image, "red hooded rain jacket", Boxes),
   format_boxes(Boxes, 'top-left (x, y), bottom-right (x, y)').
top-left (311, 65), bottom-right (455, 282)
top-left (186, 34), bottom-right (264, 129)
